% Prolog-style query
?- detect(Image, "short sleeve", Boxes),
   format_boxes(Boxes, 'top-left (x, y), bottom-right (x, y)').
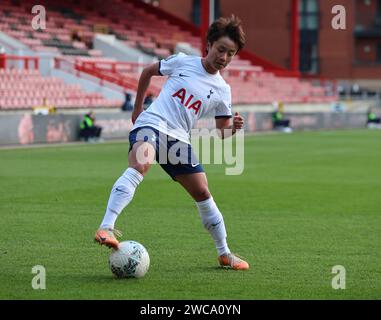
top-left (159, 53), bottom-right (185, 76)
top-left (215, 85), bottom-right (233, 119)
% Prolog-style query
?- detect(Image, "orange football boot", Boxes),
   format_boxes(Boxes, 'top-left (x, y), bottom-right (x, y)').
top-left (94, 228), bottom-right (122, 249)
top-left (218, 253), bottom-right (249, 270)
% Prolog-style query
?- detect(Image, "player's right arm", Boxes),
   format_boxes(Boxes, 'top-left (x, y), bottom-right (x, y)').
top-left (132, 62), bottom-right (161, 124)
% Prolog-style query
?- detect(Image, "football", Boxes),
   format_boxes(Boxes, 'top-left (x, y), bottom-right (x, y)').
top-left (109, 241), bottom-right (150, 278)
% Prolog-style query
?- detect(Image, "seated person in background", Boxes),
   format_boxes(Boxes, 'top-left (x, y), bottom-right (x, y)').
top-left (271, 101), bottom-right (292, 132)
top-left (367, 107), bottom-right (381, 128)
top-left (121, 92), bottom-right (134, 111)
top-left (143, 93), bottom-right (154, 110)
top-left (79, 111), bottom-right (103, 142)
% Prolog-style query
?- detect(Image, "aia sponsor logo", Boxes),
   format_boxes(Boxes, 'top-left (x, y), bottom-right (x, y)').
top-left (172, 88), bottom-right (202, 115)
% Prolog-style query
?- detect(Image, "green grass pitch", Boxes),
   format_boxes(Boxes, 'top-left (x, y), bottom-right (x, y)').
top-left (0, 129), bottom-right (380, 299)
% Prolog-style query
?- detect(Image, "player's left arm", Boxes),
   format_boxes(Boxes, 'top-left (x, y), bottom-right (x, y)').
top-left (215, 112), bottom-right (244, 139)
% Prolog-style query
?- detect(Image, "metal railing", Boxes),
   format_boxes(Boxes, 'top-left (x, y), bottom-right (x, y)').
top-left (0, 54), bottom-right (39, 70)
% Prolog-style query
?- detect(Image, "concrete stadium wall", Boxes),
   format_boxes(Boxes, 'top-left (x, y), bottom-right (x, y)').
top-left (0, 111), bottom-right (368, 146)
top-left (93, 34), bottom-right (156, 64)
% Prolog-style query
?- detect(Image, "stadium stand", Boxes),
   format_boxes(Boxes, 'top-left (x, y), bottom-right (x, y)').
top-left (55, 56), bottom-right (167, 97)
top-left (0, 0), bottom-right (201, 57)
top-left (0, 0), bottom-right (337, 111)
top-left (0, 62), bottom-right (121, 110)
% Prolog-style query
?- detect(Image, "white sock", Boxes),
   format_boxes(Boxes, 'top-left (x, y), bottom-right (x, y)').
top-left (196, 197), bottom-right (230, 256)
top-left (100, 167), bottom-right (143, 229)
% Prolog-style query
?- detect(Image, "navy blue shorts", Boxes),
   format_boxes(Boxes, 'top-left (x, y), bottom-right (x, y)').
top-left (128, 126), bottom-right (204, 180)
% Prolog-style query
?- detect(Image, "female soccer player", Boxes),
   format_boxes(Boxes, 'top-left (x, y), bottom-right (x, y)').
top-left (95, 16), bottom-right (249, 270)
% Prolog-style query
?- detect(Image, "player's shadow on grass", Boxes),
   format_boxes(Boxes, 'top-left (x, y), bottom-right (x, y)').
top-left (182, 265), bottom-right (244, 272)
top-left (74, 274), bottom-right (149, 282)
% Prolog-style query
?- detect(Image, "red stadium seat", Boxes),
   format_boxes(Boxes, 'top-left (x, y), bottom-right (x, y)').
top-left (0, 68), bottom-right (122, 110)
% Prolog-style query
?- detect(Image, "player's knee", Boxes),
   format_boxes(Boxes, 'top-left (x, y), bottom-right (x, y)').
top-left (193, 187), bottom-right (211, 202)
top-left (129, 144), bottom-right (155, 176)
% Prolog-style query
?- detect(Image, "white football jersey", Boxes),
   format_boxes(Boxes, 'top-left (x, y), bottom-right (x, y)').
top-left (132, 53), bottom-right (232, 143)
